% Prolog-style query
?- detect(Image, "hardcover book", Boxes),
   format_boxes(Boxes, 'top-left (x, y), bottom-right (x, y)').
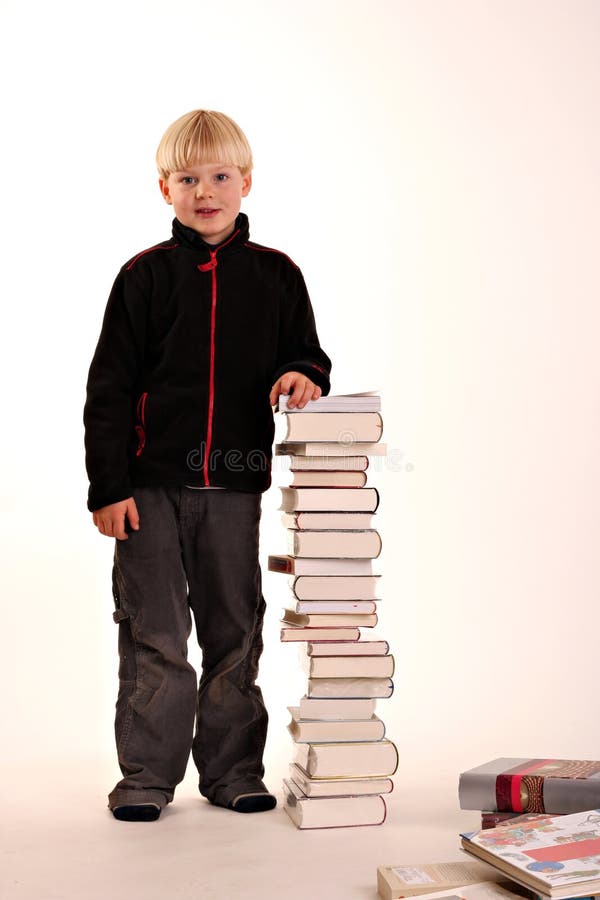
top-left (279, 486), bottom-right (380, 513)
top-left (376, 863), bottom-right (504, 900)
top-left (268, 555), bottom-right (374, 576)
top-left (289, 470), bottom-right (368, 487)
top-left (293, 738), bottom-right (399, 779)
top-left (280, 625), bottom-right (361, 642)
top-left (276, 442), bottom-right (388, 457)
top-left (300, 653), bottom-right (395, 679)
top-left (296, 696), bottom-right (377, 720)
top-left (282, 610), bottom-right (378, 628)
top-left (307, 677), bottom-right (394, 699)
top-left (289, 762), bottom-right (393, 797)
top-left (459, 758), bottom-right (600, 814)
top-left (281, 412), bottom-right (383, 444)
top-left (288, 574), bottom-right (381, 600)
top-left (306, 636), bottom-right (390, 656)
top-left (289, 456), bottom-right (369, 471)
top-left (278, 392), bottom-right (381, 413)
top-left (287, 709), bottom-right (386, 743)
top-left (281, 511), bottom-right (375, 530)
top-left (283, 777), bottom-right (387, 829)
top-left (460, 808), bottom-right (600, 898)
top-left (286, 529), bottom-right (382, 559)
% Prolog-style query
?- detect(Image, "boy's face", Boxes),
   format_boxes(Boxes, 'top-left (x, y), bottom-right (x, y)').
top-left (159, 163), bottom-right (252, 245)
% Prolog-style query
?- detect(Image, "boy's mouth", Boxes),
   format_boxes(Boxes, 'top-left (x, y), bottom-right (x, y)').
top-left (196, 208), bottom-right (219, 216)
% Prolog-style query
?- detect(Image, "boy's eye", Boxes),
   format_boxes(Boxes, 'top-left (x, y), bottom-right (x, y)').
top-left (181, 176), bottom-right (196, 185)
top-left (214, 173), bottom-right (229, 182)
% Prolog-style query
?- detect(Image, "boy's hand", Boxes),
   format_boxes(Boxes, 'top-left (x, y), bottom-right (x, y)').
top-left (270, 372), bottom-right (322, 410)
top-left (92, 497), bottom-right (140, 540)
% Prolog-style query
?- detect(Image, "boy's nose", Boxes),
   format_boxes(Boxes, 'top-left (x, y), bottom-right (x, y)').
top-left (195, 181), bottom-right (213, 198)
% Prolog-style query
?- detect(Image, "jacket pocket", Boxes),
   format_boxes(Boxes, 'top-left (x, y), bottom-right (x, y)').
top-left (134, 391), bottom-right (148, 457)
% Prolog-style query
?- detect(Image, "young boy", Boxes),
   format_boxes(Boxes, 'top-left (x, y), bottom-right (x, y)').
top-left (84, 109), bottom-right (331, 821)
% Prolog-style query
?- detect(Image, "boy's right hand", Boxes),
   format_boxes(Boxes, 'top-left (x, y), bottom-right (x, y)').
top-left (92, 498), bottom-right (140, 540)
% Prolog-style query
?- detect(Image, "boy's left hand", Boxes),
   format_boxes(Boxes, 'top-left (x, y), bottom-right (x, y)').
top-left (270, 371), bottom-right (322, 409)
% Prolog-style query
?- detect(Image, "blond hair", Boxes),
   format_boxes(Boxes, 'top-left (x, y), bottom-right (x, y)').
top-left (156, 109), bottom-right (253, 179)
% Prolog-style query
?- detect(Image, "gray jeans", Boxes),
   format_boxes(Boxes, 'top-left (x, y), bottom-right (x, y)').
top-left (108, 486), bottom-right (268, 810)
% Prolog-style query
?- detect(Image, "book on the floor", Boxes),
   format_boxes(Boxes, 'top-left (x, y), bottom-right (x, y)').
top-left (290, 455), bottom-right (369, 471)
top-left (280, 625), bottom-right (361, 642)
top-left (296, 696), bottom-right (377, 720)
top-left (277, 441), bottom-right (388, 457)
top-left (282, 610), bottom-right (378, 628)
top-left (280, 486), bottom-right (380, 512)
top-left (481, 811), bottom-right (534, 829)
top-left (287, 708), bottom-right (386, 743)
top-left (306, 636), bottom-right (390, 656)
top-left (290, 600), bottom-right (377, 615)
top-left (290, 762), bottom-right (393, 797)
top-left (378, 883), bottom-right (537, 900)
top-left (307, 676), bottom-right (394, 699)
top-left (278, 392), bottom-right (381, 413)
top-left (290, 470), bottom-right (368, 487)
top-left (288, 574), bottom-right (381, 600)
top-left (293, 738), bottom-right (399, 779)
top-left (282, 511), bottom-right (376, 530)
top-left (287, 529), bottom-right (382, 559)
top-left (459, 758), bottom-right (600, 814)
top-left (283, 777), bottom-right (387, 829)
top-left (300, 653), bottom-right (395, 679)
top-left (461, 808), bottom-right (600, 898)
top-left (280, 412), bottom-right (383, 444)
top-left (268, 555), bottom-right (374, 576)
top-left (376, 863), bottom-right (505, 900)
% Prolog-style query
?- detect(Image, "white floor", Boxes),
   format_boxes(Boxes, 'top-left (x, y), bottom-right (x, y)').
top-left (3, 757), bottom-right (479, 900)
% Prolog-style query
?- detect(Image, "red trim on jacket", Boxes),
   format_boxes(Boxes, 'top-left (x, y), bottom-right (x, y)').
top-left (126, 243), bottom-right (178, 271)
top-left (244, 241), bottom-right (300, 270)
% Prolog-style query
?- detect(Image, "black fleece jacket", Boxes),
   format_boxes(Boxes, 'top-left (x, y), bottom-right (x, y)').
top-left (84, 214), bottom-right (331, 511)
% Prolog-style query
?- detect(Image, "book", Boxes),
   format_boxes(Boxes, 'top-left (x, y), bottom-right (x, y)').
top-left (287, 529), bottom-right (382, 559)
top-left (290, 455), bottom-right (369, 471)
top-left (280, 625), bottom-right (360, 642)
top-left (288, 574), bottom-right (381, 600)
top-left (282, 511), bottom-right (375, 530)
top-left (460, 808), bottom-right (600, 898)
top-left (290, 470), bottom-right (368, 487)
top-left (306, 636), bottom-right (390, 656)
top-left (289, 762), bottom-right (393, 797)
top-left (268, 555), bottom-right (374, 576)
top-left (283, 777), bottom-right (387, 829)
top-left (282, 610), bottom-right (378, 628)
top-left (277, 441), bottom-right (388, 457)
top-left (307, 677), bottom-right (394, 699)
top-left (287, 708), bottom-right (386, 743)
top-left (482, 811), bottom-right (531, 829)
top-left (281, 412), bottom-right (383, 444)
top-left (289, 600), bottom-right (377, 614)
top-left (459, 759), bottom-right (600, 814)
top-left (378, 883), bottom-right (535, 900)
top-left (300, 653), bottom-right (395, 679)
top-left (376, 863), bottom-right (505, 900)
top-left (296, 695), bottom-right (377, 720)
top-left (293, 738), bottom-right (398, 778)
top-left (278, 392), bottom-right (382, 413)
top-left (279, 486), bottom-right (380, 513)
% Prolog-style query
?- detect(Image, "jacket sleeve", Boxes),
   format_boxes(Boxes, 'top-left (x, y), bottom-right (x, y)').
top-left (83, 265), bottom-right (147, 512)
top-left (273, 263), bottom-right (332, 395)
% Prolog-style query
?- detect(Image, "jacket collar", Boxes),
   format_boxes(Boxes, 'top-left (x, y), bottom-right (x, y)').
top-left (171, 213), bottom-right (250, 254)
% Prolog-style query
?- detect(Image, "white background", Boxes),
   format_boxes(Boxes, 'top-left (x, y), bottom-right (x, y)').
top-left (2, 0), bottom-right (600, 820)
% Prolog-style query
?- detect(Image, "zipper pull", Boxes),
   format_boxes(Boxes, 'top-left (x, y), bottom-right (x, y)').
top-left (198, 251), bottom-right (218, 273)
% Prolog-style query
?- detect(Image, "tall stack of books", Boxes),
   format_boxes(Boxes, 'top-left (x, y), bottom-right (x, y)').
top-left (270, 392), bottom-right (398, 829)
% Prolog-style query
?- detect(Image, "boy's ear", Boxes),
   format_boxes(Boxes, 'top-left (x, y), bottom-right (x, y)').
top-left (159, 178), bottom-right (172, 204)
top-left (241, 172), bottom-right (252, 197)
